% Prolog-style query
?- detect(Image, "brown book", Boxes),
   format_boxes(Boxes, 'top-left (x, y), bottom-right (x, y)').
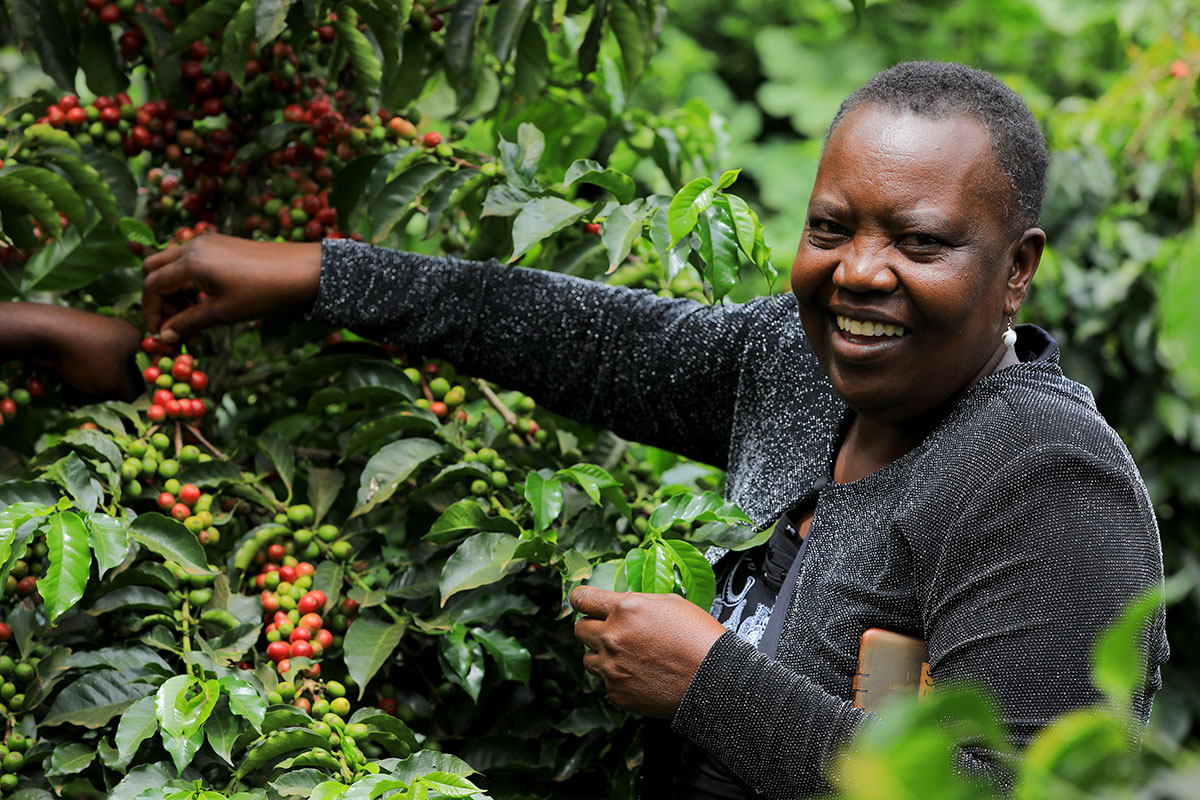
top-left (852, 628), bottom-right (933, 712)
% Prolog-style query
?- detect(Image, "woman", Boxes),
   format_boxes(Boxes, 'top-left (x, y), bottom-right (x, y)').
top-left (142, 62), bottom-right (1168, 798)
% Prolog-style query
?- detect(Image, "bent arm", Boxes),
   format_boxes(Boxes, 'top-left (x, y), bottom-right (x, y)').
top-left (671, 445), bottom-right (1167, 798)
top-left (312, 239), bottom-right (768, 467)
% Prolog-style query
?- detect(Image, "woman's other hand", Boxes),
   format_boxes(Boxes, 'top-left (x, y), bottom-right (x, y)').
top-left (0, 303), bottom-right (142, 401)
top-left (570, 586), bottom-right (727, 718)
top-left (142, 233), bottom-right (322, 343)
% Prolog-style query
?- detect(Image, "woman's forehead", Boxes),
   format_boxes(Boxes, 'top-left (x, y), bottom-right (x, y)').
top-left (813, 106), bottom-right (1007, 217)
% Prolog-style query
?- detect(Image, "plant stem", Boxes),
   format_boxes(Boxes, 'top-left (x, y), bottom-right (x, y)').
top-left (346, 570), bottom-right (406, 625)
top-left (473, 379), bottom-right (533, 445)
top-left (185, 423), bottom-right (228, 460)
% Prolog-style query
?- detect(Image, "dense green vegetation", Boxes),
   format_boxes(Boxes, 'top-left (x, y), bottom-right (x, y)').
top-left (0, 0), bottom-right (1196, 797)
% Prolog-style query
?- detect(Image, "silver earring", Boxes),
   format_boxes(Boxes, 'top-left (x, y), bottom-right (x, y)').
top-left (1002, 316), bottom-right (1017, 348)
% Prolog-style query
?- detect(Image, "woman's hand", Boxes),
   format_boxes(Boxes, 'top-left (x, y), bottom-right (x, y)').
top-left (142, 233), bottom-right (323, 343)
top-left (0, 303), bottom-right (142, 401)
top-left (570, 586), bottom-right (727, 718)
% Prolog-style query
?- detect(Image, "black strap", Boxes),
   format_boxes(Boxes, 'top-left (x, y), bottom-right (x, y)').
top-left (758, 477), bottom-right (826, 659)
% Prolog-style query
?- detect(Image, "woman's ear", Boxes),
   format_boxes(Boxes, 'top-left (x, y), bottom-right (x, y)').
top-left (1006, 227), bottom-right (1045, 315)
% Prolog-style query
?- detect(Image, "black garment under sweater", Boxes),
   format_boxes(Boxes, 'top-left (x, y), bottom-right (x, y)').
top-left (310, 241), bottom-right (1169, 799)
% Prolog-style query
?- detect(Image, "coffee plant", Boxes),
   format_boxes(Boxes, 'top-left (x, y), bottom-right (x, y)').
top-left (0, 0), bottom-right (778, 796)
top-left (2, 0), bottom-right (1197, 798)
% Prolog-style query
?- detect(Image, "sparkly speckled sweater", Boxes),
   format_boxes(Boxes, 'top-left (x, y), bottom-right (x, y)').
top-left (312, 240), bottom-right (1169, 798)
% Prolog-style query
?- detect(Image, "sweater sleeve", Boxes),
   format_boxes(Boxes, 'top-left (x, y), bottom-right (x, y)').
top-left (672, 443), bottom-right (1168, 798)
top-left (309, 239), bottom-right (766, 468)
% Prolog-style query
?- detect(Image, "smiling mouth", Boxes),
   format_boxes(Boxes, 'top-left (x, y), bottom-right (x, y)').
top-left (834, 315), bottom-right (908, 338)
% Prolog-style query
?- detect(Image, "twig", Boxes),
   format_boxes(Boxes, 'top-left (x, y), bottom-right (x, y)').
top-left (474, 378), bottom-right (533, 445)
top-left (173, 421), bottom-right (183, 456)
top-left (185, 423), bottom-right (228, 460)
top-left (418, 373), bottom-right (434, 403)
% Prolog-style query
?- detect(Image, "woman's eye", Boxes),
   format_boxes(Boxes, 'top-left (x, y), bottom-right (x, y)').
top-left (809, 220), bottom-right (848, 238)
top-left (898, 233), bottom-right (942, 248)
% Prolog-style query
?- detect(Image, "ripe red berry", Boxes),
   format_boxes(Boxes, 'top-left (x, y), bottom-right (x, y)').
top-left (148, 403), bottom-right (166, 422)
top-left (0, 398), bottom-right (15, 419)
top-left (171, 358), bottom-right (193, 381)
top-left (66, 107), bottom-right (87, 126)
top-left (267, 544), bottom-right (286, 562)
top-left (422, 131), bottom-right (442, 147)
top-left (26, 378), bottom-right (44, 398)
top-left (261, 591), bottom-right (280, 612)
top-left (16, 576), bottom-right (36, 596)
top-left (157, 492), bottom-right (175, 511)
top-left (341, 597), bottom-right (359, 615)
top-left (277, 658), bottom-right (291, 674)
top-left (297, 595), bottom-right (318, 615)
top-left (100, 106), bottom-right (121, 126)
top-left (142, 336), bottom-right (162, 353)
top-left (190, 399), bottom-right (207, 419)
top-left (430, 401), bottom-right (448, 419)
top-left (178, 484), bottom-right (201, 505)
top-left (295, 562), bottom-right (315, 578)
top-left (299, 612), bottom-right (323, 630)
top-left (153, 388), bottom-right (174, 406)
top-left (306, 590), bottom-right (327, 607)
top-left (289, 626), bottom-right (313, 643)
top-left (171, 502), bottom-right (190, 521)
top-left (379, 697), bottom-right (398, 715)
top-left (98, 4), bottom-right (120, 24)
top-left (189, 370), bottom-right (208, 392)
top-left (164, 399), bottom-right (183, 418)
top-left (315, 628), bottom-right (333, 648)
top-left (266, 641), bottom-right (290, 662)
top-left (0, 622), bottom-right (10, 641)
top-left (143, 366), bottom-right (161, 383)
top-left (584, 222), bottom-right (601, 235)
top-left (290, 640), bottom-right (314, 659)
top-left (278, 565), bottom-right (297, 584)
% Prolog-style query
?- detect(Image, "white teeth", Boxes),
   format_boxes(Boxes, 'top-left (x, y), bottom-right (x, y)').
top-left (835, 315), bottom-right (907, 338)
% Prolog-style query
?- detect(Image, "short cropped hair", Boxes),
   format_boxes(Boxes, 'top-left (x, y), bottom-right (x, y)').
top-left (828, 61), bottom-right (1049, 232)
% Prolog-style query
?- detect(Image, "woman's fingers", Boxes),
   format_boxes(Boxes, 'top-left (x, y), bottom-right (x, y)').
top-left (142, 250), bottom-right (203, 335)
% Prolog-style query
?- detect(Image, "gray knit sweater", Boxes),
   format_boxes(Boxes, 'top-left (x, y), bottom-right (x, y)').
top-left (312, 240), bottom-right (1169, 798)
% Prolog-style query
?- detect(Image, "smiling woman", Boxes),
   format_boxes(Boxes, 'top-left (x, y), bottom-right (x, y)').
top-left (140, 62), bottom-right (1167, 800)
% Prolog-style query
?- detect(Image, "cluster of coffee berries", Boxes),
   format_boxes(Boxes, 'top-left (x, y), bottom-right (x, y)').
top-left (142, 341), bottom-right (210, 422)
top-left (0, 622), bottom-right (44, 727)
top-left (0, 371), bottom-right (48, 430)
top-left (406, 364), bottom-right (469, 422)
top-left (2, 544), bottom-right (46, 601)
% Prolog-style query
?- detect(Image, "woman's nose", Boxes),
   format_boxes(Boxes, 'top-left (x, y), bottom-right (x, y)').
top-left (832, 238), bottom-right (899, 293)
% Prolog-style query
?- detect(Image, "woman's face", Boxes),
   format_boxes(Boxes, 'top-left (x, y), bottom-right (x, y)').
top-left (791, 104), bottom-right (1027, 427)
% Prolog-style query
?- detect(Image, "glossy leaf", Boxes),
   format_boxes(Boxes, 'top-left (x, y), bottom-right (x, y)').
top-left (258, 432), bottom-right (295, 496)
top-left (564, 160), bottom-right (636, 204)
top-left (667, 177), bottom-right (715, 247)
top-left (253, 0), bottom-right (292, 43)
top-left (43, 669), bottom-right (149, 728)
top-left (491, 0), bottom-right (535, 62)
top-left (113, 694), bottom-right (158, 770)
top-left (350, 438), bottom-right (443, 518)
top-left (439, 532), bottom-right (525, 605)
top-left (168, 0), bottom-right (244, 52)
top-left (425, 498), bottom-right (521, 544)
top-left (577, 0), bottom-right (609, 78)
top-left (129, 514), bottom-right (214, 575)
top-left (556, 463), bottom-right (621, 506)
top-left (600, 204), bottom-right (644, 272)
top-left (84, 512), bottom-right (130, 579)
top-left (508, 197), bottom-right (587, 262)
top-left (445, 0), bottom-right (486, 92)
top-left (698, 203), bottom-right (740, 302)
top-left (610, 0), bottom-right (650, 89)
top-left (524, 472), bottom-right (563, 534)
top-left (78, 24), bottom-right (128, 96)
top-left (472, 627), bottom-right (531, 686)
top-left (334, 15), bottom-right (383, 93)
top-left (343, 615), bottom-right (406, 699)
top-left (43, 149), bottom-right (121, 225)
top-left (219, 675), bottom-right (267, 732)
top-left (46, 741), bottom-right (95, 776)
top-left (370, 162), bottom-right (449, 243)
top-left (663, 539), bottom-right (716, 610)
top-left (42, 510), bottom-right (92, 623)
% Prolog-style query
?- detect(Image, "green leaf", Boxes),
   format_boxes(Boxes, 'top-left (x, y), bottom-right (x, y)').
top-left (113, 694), bottom-right (158, 770)
top-left (698, 203), bottom-right (739, 303)
top-left (342, 615), bottom-right (405, 700)
top-left (42, 510), bottom-right (92, 623)
top-left (564, 159), bottom-right (636, 204)
top-left (46, 741), bottom-right (95, 777)
top-left (623, 547), bottom-right (646, 592)
top-left (0, 172), bottom-right (60, 237)
top-left (205, 698), bottom-right (241, 766)
top-left (350, 438), bottom-right (443, 518)
top-left (480, 181), bottom-right (533, 218)
top-left (43, 669), bottom-right (149, 728)
top-left (723, 194), bottom-right (758, 262)
top-left (424, 170), bottom-right (488, 236)
top-left (643, 542), bottom-right (676, 594)
top-left (168, 0), bottom-right (244, 52)
top-left (43, 149), bottom-right (121, 226)
top-left (471, 627), bottom-right (531, 686)
top-left (67, 645), bottom-right (170, 673)
top-left (498, 123), bottom-right (544, 191)
top-left (254, 0), bottom-right (292, 43)
top-left (650, 205), bottom-right (692, 283)
top-left (600, 203), bottom-right (644, 272)
top-left (508, 197), bottom-right (587, 262)
top-left (177, 460), bottom-right (244, 489)
top-left (118, 217), bottom-right (158, 247)
top-left (329, 153), bottom-right (383, 226)
top-left (82, 512), bottom-right (130, 579)
top-left (577, 0), bottom-right (609, 78)
top-left (62, 427), bottom-right (123, 469)
top-left (20, 0), bottom-right (77, 91)
top-left (439, 532), bottom-right (525, 605)
top-left (524, 472), bottom-right (563, 534)
top-left (609, 0), bottom-right (650, 89)
top-left (87, 585), bottom-right (172, 614)
top-left (445, 0), bottom-right (486, 93)
top-left (258, 432), bottom-right (295, 497)
top-left (270, 769), bottom-right (330, 797)
top-left (370, 162), bottom-right (449, 243)
top-left (663, 539), bottom-right (716, 610)
top-left (221, 1), bottom-right (257, 87)
top-left (44, 452), bottom-right (99, 511)
top-left (219, 675), bottom-right (266, 732)
top-left (1092, 588), bottom-right (1164, 706)
top-left (334, 15), bottom-right (383, 93)
top-left (236, 729), bottom-right (331, 780)
top-left (128, 513), bottom-right (214, 575)
top-left (439, 624), bottom-right (485, 701)
top-left (78, 24), bottom-right (128, 96)
top-left (308, 467), bottom-right (344, 527)
top-left (667, 177), bottom-right (715, 247)
top-left (716, 169), bottom-right (742, 190)
top-left (491, 0), bottom-right (535, 62)
top-left (417, 772), bottom-right (482, 797)
top-left (556, 463), bottom-right (620, 506)
top-left (78, 146), bottom-right (137, 215)
top-left (425, 498), bottom-right (521, 544)
top-left (512, 18), bottom-right (549, 101)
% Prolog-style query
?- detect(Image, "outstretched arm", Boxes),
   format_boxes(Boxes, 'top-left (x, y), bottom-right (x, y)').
top-left (0, 302), bottom-right (142, 401)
